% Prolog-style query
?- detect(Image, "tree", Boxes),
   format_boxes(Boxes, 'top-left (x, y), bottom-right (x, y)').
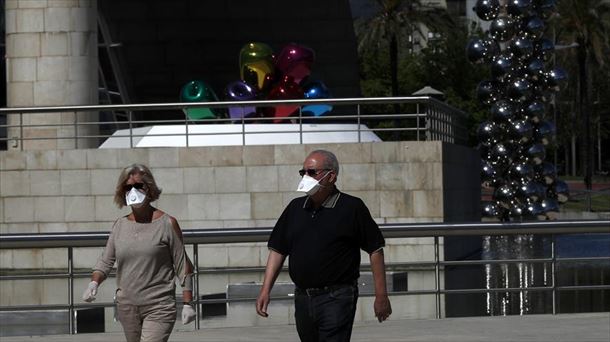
top-left (552, 0), bottom-right (610, 189)
top-left (355, 0), bottom-right (454, 97)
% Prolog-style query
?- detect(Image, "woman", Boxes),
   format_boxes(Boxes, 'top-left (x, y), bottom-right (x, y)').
top-left (82, 164), bottom-right (196, 342)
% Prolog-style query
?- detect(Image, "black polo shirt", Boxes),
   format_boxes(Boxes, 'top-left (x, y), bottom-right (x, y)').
top-left (268, 188), bottom-right (385, 289)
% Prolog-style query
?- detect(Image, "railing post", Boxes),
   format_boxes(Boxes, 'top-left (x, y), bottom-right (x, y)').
top-left (68, 247), bottom-right (75, 334)
top-left (185, 109), bottom-right (190, 148)
top-left (242, 113), bottom-right (246, 146)
top-left (193, 243), bottom-right (200, 330)
top-left (128, 110), bottom-right (133, 148)
top-left (74, 111), bottom-right (78, 149)
top-left (299, 106), bottom-right (303, 144)
top-left (551, 234), bottom-right (557, 315)
top-left (434, 236), bottom-right (441, 319)
top-left (357, 104), bottom-right (361, 143)
top-left (19, 112), bottom-right (24, 151)
top-left (416, 104), bottom-right (420, 141)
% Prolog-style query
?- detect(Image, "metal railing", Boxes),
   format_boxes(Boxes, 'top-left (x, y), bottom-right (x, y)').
top-left (0, 97), bottom-right (469, 150)
top-left (1, 220), bottom-right (609, 333)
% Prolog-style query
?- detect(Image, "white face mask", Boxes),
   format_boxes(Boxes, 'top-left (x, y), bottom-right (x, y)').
top-left (296, 172), bottom-right (330, 196)
top-left (125, 187), bottom-right (146, 208)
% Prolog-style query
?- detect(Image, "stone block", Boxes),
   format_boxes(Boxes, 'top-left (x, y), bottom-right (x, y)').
top-left (0, 170), bottom-right (30, 196)
top-left (310, 143), bottom-right (372, 164)
top-left (154, 168), bottom-right (184, 194)
top-left (0, 151), bottom-right (27, 170)
top-left (34, 80), bottom-right (68, 106)
top-left (156, 194), bottom-right (188, 221)
top-left (375, 163), bottom-right (405, 190)
top-left (5, 222), bottom-right (38, 233)
top-left (187, 194), bottom-right (220, 220)
top-left (67, 221), bottom-right (109, 232)
top-left (68, 56), bottom-right (93, 81)
top-left (60, 169), bottom-right (91, 195)
top-left (71, 7), bottom-right (93, 32)
top-left (39, 222), bottom-right (69, 232)
top-left (183, 167), bottom-right (215, 194)
top-left (246, 166), bottom-right (278, 192)
top-left (274, 144), bottom-right (307, 165)
top-left (251, 192), bottom-right (283, 220)
top-left (371, 142), bottom-right (401, 163)
top-left (219, 193), bottom-right (250, 220)
top-left (149, 148), bottom-right (179, 168)
top-left (412, 190), bottom-right (443, 218)
top-left (222, 220), bottom-right (256, 228)
top-left (380, 191), bottom-right (413, 218)
top-left (49, 0), bottom-right (80, 7)
top-left (86, 149), bottom-right (119, 169)
top-left (403, 162), bottom-right (442, 190)
top-left (0, 199), bottom-right (3, 222)
top-left (228, 245), bottom-right (261, 267)
top-left (7, 81), bottom-right (34, 106)
top-left (26, 150), bottom-right (58, 170)
top-left (95, 195), bottom-right (127, 221)
top-left (12, 279), bottom-right (42, 305)
top-left (281, 192), bottom-right (302, 208)
top-left (90, 169), bottom-right (119, 195)
top-left (16, 8), bottom-right (44, 32)
top-left (0, 250), bottom-right (13, 270)
top-left (38, 56), bottom-right (69, 81)
top-left (401, 141), bottom-right (442, 163)
top-left (338, 163), bottom-right (374, 191)
top-left (9, 57), bottom-right (36, 82)
top-left (198, 245), bottom-right (229, 268)
top-left (243, 145), bottom-right (274, 165)
top-left (21, 128), bottom-right (58, 150)
top-left (198, 274), bottom-right (229, 295)
top-left (67, 80), bottom-right (96, 104)
top-left (214, 166), bottom-right (246, 193)
top-left (18, 0), bottom-right (48, 8)
top-left (348, 191), bottom-right (380, 218)
top-left (4, 197), bottom-right (34, 222)
top-left (34, 196), bottom-right (64, 222)
top-left (277, 164), bottom-right (301, 192)
top-left (179, 146), bottom-right (243, 167)
top-left (42, 248), bottom-right (68, 269)
top-left (42, 279), bottom-right (69, 304)
top-left (6, 33), bottom-right (40, 58)
top-left (116, 149), bottom-right (149, 168)
top-left (64, 196), bottom-right (95, 222)
top-left (57, 149), bottom-right (87, 169)
top-left (29, 170), bottom-right (61, 195)
top-left (4, 8), bottom-right (16, 34)
top-left (41, 32), bottom-right (69, 55)
top-left (12, 249), bottom-right (43, 269)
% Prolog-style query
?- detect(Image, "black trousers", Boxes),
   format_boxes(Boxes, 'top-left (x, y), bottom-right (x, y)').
top-left (294, 285), bottom-right (359, 342)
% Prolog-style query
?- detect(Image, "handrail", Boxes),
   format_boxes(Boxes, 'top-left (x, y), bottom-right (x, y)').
top-left (1, 220), bottom-right (609, 249)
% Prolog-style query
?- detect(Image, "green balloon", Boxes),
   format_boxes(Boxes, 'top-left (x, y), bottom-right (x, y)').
top-left (180, 80), bottom-right (218, 120)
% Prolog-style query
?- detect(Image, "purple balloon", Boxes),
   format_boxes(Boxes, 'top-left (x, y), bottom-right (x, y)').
top-left (225, 81), bottom-right (257, 120)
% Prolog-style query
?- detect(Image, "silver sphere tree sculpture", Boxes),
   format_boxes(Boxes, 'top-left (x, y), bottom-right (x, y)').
top-left (467, 0), bottom-right (570, 222)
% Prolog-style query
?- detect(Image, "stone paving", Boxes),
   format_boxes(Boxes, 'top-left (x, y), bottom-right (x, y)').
top-left (2, 312), bottom-right (609, 342)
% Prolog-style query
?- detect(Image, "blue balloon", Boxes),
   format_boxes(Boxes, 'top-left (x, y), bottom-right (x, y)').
top-left (301, 80), bottom-right (332, 116)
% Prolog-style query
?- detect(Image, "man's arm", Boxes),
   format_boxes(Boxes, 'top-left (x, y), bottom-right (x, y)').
top-left (370, 249), bottom-right (392, 322)
top-left (256, 250), bottom-right (287, 317)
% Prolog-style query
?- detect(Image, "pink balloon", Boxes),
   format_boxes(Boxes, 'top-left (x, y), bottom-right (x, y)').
top-left (275, 43), bottom-right (315, 84)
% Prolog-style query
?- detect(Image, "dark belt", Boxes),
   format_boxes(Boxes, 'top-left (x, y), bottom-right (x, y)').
top-left (295, 282), bottom-right (356, 297)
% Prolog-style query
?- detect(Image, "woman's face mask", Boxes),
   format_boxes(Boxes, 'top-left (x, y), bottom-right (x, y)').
top-left (125, 187), bottom-right (146, 208)
top-left (296, 171), bottom-right (330, 196)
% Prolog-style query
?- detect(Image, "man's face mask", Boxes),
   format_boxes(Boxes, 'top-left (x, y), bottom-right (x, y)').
top-left (125, 184), bottom-right (146, 208)
top-left (296, 171), bottom-right (330, 196)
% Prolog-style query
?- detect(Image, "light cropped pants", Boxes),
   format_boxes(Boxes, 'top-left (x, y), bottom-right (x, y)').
top-left (117, 300), bottom-right (176, 342)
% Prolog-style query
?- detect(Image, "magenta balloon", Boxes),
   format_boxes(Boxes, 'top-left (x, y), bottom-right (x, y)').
top-left (275, 43), bottom-right (315, 84)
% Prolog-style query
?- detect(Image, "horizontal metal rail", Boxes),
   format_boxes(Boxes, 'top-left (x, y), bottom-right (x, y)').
top-left (1, 220), bottom-right (609, 333)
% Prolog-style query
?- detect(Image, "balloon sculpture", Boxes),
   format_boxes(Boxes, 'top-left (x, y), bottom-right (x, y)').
top-left (180, 42), bottom-right (333, 122)
top-left (467, 0), bottom-right (569, 221)
top-left (180, 80), bottom-right (220, 120)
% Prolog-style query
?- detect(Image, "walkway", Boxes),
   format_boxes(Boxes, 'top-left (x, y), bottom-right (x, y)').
top-left (3, 313), bottom-right (609, 342)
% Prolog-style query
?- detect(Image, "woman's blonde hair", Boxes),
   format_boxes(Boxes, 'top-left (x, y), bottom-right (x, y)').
top-left (114, 164), bottom-right (162, 208)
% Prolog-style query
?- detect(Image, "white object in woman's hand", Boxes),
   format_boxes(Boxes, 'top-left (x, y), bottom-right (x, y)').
top-left (82, 281), bottom-right (98, 302)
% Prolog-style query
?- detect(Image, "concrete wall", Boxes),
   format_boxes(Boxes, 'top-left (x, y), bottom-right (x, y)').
top-left (0, 141), bottom-right (480, 327)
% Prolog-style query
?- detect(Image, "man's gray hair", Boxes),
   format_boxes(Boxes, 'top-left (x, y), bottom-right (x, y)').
top-left (310, 149), bottom-right (340, 175)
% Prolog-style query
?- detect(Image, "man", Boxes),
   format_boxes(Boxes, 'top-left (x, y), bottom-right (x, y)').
top-left (256, 149), bottom-right (392, 342)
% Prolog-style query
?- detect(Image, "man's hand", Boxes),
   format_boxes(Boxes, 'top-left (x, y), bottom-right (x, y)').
top-left (256, 291), bottom-right (270, 317)
top-left (181, 304), bottom-right (196, 325)
top-left (374, 294), bottom-right (392, 322)
top-left (82, 281), bottom-right (98, 302)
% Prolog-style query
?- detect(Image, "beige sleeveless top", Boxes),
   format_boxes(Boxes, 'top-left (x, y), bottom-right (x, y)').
top-left (93, 213), bottom-right (190, 305)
